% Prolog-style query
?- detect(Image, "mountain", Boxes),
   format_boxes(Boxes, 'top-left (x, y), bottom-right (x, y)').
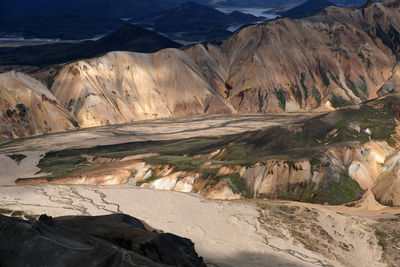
top-left (280, 0), bottom-right (337, 18)
top-left (136, 1), bottom-right (260, 40)
top-left (0, 214), bottom-right (206, 266)
top-left (1, 0), bottom-right (400, 138)
top-left (0, 15), bottom-right (125, 40)
top-left (0, 0), bottom-right (177, 40)
top-left (0, 23), bottom-right (181, 67)
top-left (170, 0), bottom-right (369, 8)
top-left (0, 0), bottom-right (175, 19)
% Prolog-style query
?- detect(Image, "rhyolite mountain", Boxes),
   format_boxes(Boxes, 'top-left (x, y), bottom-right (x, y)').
top-left (0, 214), bottom-right (206, 266)
top-left (1, 0), bottom-right (400, 138)
top-left (0, 23), bottom-right (181, 68)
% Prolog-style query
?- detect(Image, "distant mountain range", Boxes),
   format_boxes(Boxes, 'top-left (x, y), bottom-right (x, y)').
top-left (168, 0), bottom-right (368, 8)
top-left (0, 0), bottom-right (175, 19)
top-left (280, 0), bottom-right (336, 18)
top-left (135, 1), bottom-right (261, 41)
top-left (0, 23), bottom-right (181, 67)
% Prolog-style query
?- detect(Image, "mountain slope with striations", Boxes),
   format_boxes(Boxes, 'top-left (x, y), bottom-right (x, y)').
top-left (1, 0), bottom-right (400, 138)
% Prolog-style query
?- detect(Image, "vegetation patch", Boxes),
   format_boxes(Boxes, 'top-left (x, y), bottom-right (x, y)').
top-left (311, 172), bottom-right (364, 205)
top-left (256, 202), bottom-right (271, 210)
top-left (346, 77), bottom-right (366, 101)
top-left (330, 95), bottom-right (351, 108)
top-left (358, 75), bottom-right (367, 94)
top-left (300, 72), bottom-right (308, 98)
top-left (144, 155), bottom-right (206, 172)
top-left (0, 207), bottom-right (36, 221)
top-left (258, 90), bottom-right (264, 112)
top-left (275, 89), bottom-right (288, 110)
top-left (36, 153), bottom-right (93, 178)
top-left (6, 153), bottom-right (26, 164)
top-left (319, 66), bottom-right (330, 86)
top-left (136, 174), bottom-right (160, 186)
top-left (294, 85), bottom-right (303, 107)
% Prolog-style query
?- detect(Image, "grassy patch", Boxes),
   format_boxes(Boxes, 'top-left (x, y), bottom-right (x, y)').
top-left (36, 153), bottom-right (93, 178)
top-left (144, 155), bottom-right (206, 172)
top-left (229, 173), bottom-right (248, 194)
top-left (136, 174), bottom-right (160, 186)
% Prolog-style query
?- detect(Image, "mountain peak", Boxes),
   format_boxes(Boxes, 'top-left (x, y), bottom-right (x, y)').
top-left (281, 0), bottom-right (336, 19)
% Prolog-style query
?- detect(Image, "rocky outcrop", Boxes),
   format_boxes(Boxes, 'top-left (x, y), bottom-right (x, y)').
top-left (241, 141), bottom-right (396, 204)
top-left (372, 149), bottom-right (400, 206)
top-left (0, 213), bottom-right (206, 267)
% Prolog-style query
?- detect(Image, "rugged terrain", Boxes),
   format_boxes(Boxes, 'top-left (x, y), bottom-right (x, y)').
top-left (1, 1), bottom-right (400, 139)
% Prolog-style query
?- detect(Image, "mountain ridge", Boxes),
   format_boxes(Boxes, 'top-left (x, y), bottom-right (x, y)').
top-left (1, 0), bottom-right (400, 139)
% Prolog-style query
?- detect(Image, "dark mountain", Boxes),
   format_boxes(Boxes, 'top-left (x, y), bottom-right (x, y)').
top-left (93, 23), bottom-right (180, 52)
top-left (280, 0), bottom-right (336, 18)
top-left (0, 214), bottom-right (206, 266)
top-left (0, 0), bottom-right (175, 19)
top-left (136, 1), bottom-right (260, 41)
top-left (0, 15), bottom-right (125, 40)
top-left (170, 0), bottom-right (368, 8)
top-left (0, 23), bottom-right (181, 67)
top-left (332, 0), bottom-right (371, 7)
top-left (0, 0), bottom-right (177, 40)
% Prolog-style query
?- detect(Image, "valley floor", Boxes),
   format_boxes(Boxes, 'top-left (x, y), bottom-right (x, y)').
top-left (0, 113), bottom-right (317, 154)
top-left (0, 184), bottom-right (398, 267)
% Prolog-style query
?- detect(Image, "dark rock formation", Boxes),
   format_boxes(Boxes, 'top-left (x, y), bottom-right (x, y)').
top-left (0, 214), bottom-right (206, 267)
